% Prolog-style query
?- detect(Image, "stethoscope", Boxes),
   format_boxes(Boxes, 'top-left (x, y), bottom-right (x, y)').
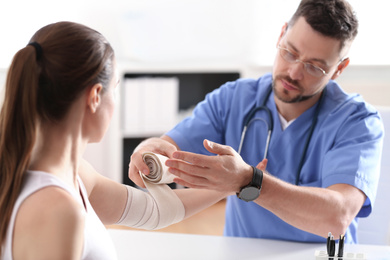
top-left (237, 84), bottom-right (326, 185)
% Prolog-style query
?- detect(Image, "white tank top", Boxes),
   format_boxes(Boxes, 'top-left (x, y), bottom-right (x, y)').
top-left (2, 170), bottom-right (117, 260)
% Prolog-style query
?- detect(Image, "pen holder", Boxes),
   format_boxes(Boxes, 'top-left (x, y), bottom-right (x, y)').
top-left (315, 250), bottom-right (366, 260)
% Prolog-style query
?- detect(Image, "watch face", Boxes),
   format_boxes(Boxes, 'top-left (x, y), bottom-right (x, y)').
top-left (240, 186), bottom-right (260, 202)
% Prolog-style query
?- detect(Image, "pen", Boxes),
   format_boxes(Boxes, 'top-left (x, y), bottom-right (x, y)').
top-left (329, 235), bottom-right (335, 260)
top-left (327, 232), bottom-right (332, 256)
top-left (338, 234), bottom-right (345, 259)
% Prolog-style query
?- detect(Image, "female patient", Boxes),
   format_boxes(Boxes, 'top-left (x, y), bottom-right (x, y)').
top-left (0, 22), bottom-right (254, 260)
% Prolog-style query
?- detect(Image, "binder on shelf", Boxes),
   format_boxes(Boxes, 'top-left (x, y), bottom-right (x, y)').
top-left (122, 77), bottom-right (179, 136)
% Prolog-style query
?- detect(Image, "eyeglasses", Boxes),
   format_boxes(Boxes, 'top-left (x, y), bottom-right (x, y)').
top-left (277, 45), bottom-right (330, 78)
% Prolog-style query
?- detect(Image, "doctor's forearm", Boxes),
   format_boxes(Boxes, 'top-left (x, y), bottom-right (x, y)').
top-left (254, 174), bottom-right (363, 238)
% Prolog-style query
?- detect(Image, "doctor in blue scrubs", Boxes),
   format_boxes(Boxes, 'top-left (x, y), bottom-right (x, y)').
top-left (129, 0), bottom-right (384, 244)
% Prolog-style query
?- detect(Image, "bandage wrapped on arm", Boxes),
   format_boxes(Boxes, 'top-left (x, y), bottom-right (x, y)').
top-left (115, 153), bottom-right (185, 230)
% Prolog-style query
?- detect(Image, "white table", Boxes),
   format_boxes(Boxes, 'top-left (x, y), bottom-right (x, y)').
top-left (108, 229), bottom-right (390, 260)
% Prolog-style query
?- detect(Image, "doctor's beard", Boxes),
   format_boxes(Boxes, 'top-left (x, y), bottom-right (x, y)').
top-left (272, 75), bottom-right (318, 104)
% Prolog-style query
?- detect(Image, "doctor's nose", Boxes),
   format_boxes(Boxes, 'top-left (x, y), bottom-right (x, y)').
top-left (288, 62), bottom-right (305, 81)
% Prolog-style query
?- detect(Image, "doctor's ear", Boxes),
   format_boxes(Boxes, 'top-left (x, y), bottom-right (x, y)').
top-left (276, 23), bottom-right (288, 47)
top-left (87, 83), bottom-right (103, 113)
top-left (331, 58), bottom-right (350, 80)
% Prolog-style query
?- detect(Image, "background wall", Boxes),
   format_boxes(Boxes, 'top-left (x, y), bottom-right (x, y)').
top-left (0, 0), bottom-right (389, 183)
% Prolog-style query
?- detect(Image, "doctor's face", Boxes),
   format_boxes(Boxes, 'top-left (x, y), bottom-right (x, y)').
top-left (272, 17), bottom-right (345, 104)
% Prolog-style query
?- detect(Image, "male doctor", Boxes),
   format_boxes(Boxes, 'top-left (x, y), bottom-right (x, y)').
top-left (129, 0), bottom-right (384, 243)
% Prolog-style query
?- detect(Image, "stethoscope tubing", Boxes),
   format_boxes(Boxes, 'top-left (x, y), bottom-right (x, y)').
top-left (238, 85), bottom-right (274, 157)
top-left (238, 122), bottom-right (271, 160)
top-left (238, 84), bottom-right (326, 185)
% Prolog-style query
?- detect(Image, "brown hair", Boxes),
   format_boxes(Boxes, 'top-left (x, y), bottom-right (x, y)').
top-left (0, 21), bottom-right (115, 254)
top-left (288, 0), bottom-right (358, 50)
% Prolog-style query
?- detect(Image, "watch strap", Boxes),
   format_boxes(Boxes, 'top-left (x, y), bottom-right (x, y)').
top-left (251, 166), bottom-right (263, 189)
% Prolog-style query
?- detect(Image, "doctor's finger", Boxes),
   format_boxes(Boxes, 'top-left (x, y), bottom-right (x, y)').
top-left (166, 158), bottom-right (211, 178)
top-left (170, 168), bottom-right (210, 187)
top-left (173, 176), bottom-right (210, 190)
top-left (172, 170), bottom-right (235, 192)
top-left (169, 165), bottom-right (214, 189)
top-left (167, 160), bottom-right (230, 191)
top-left (128, 165), bottom-right (146, 188)
top-left (130, 152), bottom-right (150, 175)
top-left (128, 154), bottom-right (148, 188)
top-left (171, 151), bottom-right (215, 168)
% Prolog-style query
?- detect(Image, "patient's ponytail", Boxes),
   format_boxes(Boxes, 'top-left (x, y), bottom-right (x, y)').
top-left (0, 44), bottom-right (40, 254)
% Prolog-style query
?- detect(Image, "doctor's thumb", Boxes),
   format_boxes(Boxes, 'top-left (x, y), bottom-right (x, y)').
top-left (256, 159), bottom-right (268, 171)
top-left (203, 139), bottom-right (233, 155)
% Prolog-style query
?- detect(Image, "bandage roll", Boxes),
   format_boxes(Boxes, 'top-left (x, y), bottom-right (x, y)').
top-left (141, 152), bottom-right (175, 184)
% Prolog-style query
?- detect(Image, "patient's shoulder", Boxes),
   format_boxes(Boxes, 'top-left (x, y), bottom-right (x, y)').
top-left (13, 186), bottom-right (85, 259)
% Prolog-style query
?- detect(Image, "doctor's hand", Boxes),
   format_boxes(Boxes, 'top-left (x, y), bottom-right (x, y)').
top-left (166, 139), bottom-right (266, 194)
top-left (128, 137), bottom-right (178, 188)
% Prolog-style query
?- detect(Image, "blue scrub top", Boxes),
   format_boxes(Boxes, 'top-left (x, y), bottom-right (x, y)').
top-left (166, 73), bottom-right (384, 243)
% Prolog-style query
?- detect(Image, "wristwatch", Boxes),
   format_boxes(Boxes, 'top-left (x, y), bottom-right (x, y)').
top-left (237, 166), bottom-right (263, 202)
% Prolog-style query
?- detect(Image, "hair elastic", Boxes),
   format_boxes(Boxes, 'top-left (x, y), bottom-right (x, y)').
top-left (27, 42), bottom-right (43, 61)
